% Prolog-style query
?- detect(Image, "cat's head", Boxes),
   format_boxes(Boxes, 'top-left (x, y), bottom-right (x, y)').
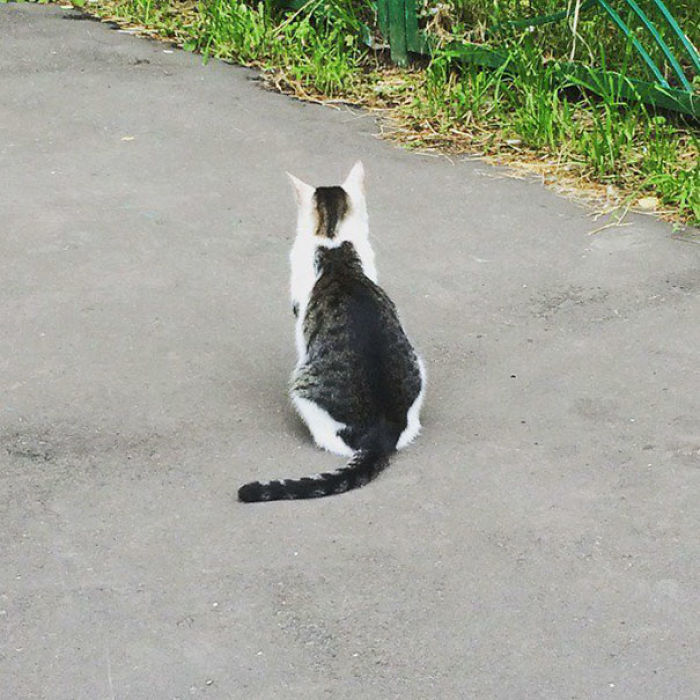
top-left (286, 161), bottom-right (368, 245)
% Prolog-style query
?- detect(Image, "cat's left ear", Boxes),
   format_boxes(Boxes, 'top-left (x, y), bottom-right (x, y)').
top-left (343, 160), bottom-right (365, 195)
top-left (286, 172), bottom-right (315, 206)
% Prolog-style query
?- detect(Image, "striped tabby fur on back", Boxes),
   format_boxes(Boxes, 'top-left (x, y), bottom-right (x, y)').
top-left (238, 162), bottom-right (425, 503)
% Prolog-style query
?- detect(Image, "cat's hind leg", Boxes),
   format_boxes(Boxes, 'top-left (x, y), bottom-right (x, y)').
top-left (396, 356), bottom-right (426, 450)
top-left (291, 395), bottom-right (354, 457)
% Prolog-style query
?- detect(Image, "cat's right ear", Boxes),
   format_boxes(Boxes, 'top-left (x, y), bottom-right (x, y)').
top-left (343, 160), bottom-right (365, 195)
top-left (286, 172), bottom-right (314, 206)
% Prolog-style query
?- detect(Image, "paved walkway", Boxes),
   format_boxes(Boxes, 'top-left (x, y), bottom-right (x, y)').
top-left (1, 5), bottom-right (699, 698)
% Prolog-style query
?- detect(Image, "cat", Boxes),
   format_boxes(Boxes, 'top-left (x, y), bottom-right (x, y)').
top-left (238, 161), bottom-right (425, 503)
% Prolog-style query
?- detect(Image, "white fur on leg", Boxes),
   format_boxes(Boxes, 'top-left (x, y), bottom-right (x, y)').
top-left (292, 395), bottom-right (354, 457)
top-left (396, 356), bottom-right (426, 450)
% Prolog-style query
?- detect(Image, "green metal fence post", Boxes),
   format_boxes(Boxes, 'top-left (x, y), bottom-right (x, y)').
top-left (377, 0), bottom-right (390, 44)
top-left (387, 0), bottom-right (409, 65)
top-left (404, 0), bottom-right (423, 52)
top-left (378, 0), bottom-right (424, 65)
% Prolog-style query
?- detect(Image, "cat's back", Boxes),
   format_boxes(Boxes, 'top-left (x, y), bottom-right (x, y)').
top-left (306, 242), bottom-right (406, 350)
top-left (301, 242), bottom-right (422, 421)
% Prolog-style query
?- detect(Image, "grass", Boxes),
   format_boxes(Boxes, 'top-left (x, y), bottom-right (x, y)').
top-left (424, 0), bottom-right (700, 88)
top-left (70, 0), bottom-right (373, 96)
top-left (27, 0), bottom-right (700, 225)
top-left (410, 38), bottom-right (698, 221)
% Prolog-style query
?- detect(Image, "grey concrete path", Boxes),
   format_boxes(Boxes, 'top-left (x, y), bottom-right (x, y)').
top-left (1, 4), bottom-right (699, 698)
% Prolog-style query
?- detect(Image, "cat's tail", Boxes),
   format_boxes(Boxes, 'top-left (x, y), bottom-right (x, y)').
top-left (237, 429), bottom-right (394, 503)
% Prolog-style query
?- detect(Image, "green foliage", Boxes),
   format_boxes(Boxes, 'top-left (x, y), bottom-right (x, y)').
top-left (644, 149), bottom-right (699, 220)
top-left (202, 0), bottom-right (365, 95)
top-left (415, 40), bottom-right (699, 221)
top-left (424, 0), bottom-right (700, 88)
top-left (88, 0), bottom-right (368, 96)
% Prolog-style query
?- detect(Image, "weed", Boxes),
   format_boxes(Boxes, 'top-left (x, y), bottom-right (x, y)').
top-left (425, 0), bottom-right (700, 88)
top-left (405, 36), bottom-right (698, 222)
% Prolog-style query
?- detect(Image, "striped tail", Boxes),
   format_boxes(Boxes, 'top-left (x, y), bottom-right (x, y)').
top-left (237, 443), bottom-right (392, 503)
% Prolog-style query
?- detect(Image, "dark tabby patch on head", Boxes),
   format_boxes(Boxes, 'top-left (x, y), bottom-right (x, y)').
top-left (313, 186), bottom-right (349, 239)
